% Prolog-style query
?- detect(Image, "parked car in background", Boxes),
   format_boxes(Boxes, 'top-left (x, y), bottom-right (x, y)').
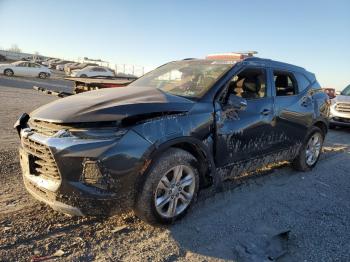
top-left (42, 58), bottom-right (60, 66)
top-left (64, 62), bottom-right (79, 72)
top-left (70, 66), bottom-right (115, 78)
top-left (0, 54), bottom-right (7, 61)
top-left (57, 62), bottom-right (77, 71)
top-left (323, 88), bottom-right (336, 99)
top-left (0, 61), bottom-right (51, 78)
top-left (15, 53), bottom-right (329, 224)
top-left (329, 84), bottom-right (350, 128)
top-left (49, 60), bottom-right (72, 69)
top-left (65, 62), bottom-right (98, 75)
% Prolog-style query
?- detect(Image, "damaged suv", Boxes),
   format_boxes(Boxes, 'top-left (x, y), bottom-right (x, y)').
top-left (15, 53), bottom-right (329, 224)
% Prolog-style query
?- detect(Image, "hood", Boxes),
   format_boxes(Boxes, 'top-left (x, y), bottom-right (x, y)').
top-left (30, 86), bottom-right (195, 123)
top-left (0, 63), bottom-right (11, 67)
top-left (334, 95), bottom-right (350, 103)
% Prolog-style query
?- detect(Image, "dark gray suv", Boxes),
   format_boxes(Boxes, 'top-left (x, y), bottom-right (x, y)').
top-left (15, 54), bottom-right (330, 224)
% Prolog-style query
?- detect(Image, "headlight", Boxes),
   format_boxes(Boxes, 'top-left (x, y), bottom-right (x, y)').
top-left (69, 128), bottom-right (128, 140)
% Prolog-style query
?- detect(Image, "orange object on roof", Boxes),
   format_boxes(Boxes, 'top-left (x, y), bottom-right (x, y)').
top-left (206, 51), bottom-right (257, 61)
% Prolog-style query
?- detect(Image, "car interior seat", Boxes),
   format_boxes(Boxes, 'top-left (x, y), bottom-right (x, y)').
top-left (275, 75), bottom-right (289, 96)
top-left (242, 77), bottom-right (260, 99)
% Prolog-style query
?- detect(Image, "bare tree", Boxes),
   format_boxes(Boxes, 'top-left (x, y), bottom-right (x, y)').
top-left (8, 44), bottom-right (21, 53)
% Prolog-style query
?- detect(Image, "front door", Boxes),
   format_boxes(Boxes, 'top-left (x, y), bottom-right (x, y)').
top-left (15, 62), bottom-right (30, 76)
top-left (215, 67), bottom-right (277, 170)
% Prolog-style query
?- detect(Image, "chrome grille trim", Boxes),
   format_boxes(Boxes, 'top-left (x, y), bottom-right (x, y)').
top-left (28, 119), bottom-right (64, 137)
top-left (335, 102), bottom-right (350, 113)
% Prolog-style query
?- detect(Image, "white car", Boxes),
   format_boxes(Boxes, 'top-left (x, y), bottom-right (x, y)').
top-left (56, 62), bottom-right (75, 71)
top-left (70, 66), bottom-right (115, 78)
top-left (0, 61), bottom-right (51, 79)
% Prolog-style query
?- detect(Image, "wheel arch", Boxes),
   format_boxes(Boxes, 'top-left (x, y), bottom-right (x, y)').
top-left (140, 136), bottom-right (216, 190)
top-left (312, 120), bottom-right (328, 136)
top-left (4, 68), bottom-right (14, 74)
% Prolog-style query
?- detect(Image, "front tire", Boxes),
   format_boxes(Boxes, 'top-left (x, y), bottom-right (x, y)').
top-left (4, 69), bottom-right (14, 76)
top-left (134, 148), bottom-right (199, 225)
top-left (292, 126), bottom-right (324, 171)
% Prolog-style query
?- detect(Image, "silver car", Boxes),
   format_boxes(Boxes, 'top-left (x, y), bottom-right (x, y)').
top-left (330, 84), bottom-right (350, 127)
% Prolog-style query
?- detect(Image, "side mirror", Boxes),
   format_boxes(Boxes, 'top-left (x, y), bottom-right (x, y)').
top-left (227, 94), bottom-right (247, 111)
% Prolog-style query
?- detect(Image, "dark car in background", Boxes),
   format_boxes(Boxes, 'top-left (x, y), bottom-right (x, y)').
top-left (329, 84), bottom-right (350, 127)
top-left (15, 53), bottom-right (329, 224)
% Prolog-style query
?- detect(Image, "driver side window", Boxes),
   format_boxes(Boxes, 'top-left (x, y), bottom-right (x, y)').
top-left (227, 68), bottom-right (267, 99)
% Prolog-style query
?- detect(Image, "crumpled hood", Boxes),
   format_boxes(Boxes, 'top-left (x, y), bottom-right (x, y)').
top-left (30, 86), bottom-right (194, 123)
top-left (334, 95), bottom-right (350, 103)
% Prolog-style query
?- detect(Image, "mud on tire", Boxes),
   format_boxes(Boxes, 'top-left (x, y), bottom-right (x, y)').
top-left (134, 148), bottom-right (200, 225)
top-left (292, 126), bottom-right (324, 171)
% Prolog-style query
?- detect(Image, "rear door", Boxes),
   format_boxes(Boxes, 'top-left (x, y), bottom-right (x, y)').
top-left (215, 66), bottom-right (276, 167)
top-left (271, 69), bottom-right (313, 149)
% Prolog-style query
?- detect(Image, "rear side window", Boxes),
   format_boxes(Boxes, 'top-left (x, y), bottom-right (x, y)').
top-left (273, 71), bottom-right (298, 96)
top-left (294, 72), bottom-right (311, 93)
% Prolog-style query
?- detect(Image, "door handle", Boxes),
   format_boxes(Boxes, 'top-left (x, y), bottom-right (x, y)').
top-left (260, 109), bottom-right (271, 115)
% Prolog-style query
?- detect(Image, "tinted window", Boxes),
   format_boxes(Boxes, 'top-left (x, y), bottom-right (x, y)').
top-left (29, 63), bottom-right (40, 68)
top-left (273, 71), bottom-right (298, 96)
top-left (227, 67), bottom-right (267, 99)
top-left (294, 72), bottom-right (310, 93)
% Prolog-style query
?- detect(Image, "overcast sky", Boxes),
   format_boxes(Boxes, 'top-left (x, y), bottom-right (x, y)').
top-left (0, 0), bottom-right (349, 89)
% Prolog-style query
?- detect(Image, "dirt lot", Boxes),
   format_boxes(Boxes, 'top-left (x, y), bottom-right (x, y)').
top-left (0, 81), bottom-right (349, 262)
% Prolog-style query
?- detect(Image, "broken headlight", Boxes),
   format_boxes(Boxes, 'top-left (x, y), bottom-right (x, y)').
top-left (70, 128), bottom-right (128, 140)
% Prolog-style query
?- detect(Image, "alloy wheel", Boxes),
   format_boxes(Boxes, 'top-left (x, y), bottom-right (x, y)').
top-left (305, 132), bottom-right (322, 166)
top-left (154, 165), bottom-right (196, 218)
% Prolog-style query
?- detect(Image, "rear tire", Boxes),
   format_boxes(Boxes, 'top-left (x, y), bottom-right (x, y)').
top-left (134, 148), bottom-right (199, 225)
top-left (38, 72), bottom-right (47, 79)
top-left (292, 126), bottom-right (324, 171)
top-left (4, 69), bottom-right (14, 76)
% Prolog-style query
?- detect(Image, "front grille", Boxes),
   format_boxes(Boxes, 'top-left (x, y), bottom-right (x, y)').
top-left (22, 137), bottom-right (60, 181)
top-left (335, 102), bottom-right (350, 113)
top-left (28, 119), bottom-right (64, 137)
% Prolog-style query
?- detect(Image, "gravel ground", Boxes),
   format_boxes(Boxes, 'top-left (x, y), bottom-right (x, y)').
top-left (0, 81), bottom-right (349, 262)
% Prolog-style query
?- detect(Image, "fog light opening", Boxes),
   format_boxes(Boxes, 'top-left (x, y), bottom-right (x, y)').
top-left (82, 160), bottom-right (107, 190)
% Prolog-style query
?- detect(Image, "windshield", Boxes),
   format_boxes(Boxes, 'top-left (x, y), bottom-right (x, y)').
top-left (341, 85), bottom-right (350, 96)
top-left (129, 60), bottom-right (234, 98)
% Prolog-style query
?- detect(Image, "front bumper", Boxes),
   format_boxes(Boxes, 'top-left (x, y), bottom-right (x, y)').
top-left (18, 128), bottom-right (152, 216)
top-left (329, 106), bottom-right (350, 127)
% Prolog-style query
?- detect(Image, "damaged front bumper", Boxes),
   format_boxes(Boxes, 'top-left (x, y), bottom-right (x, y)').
top-left (17, 117), bottom-right (152, 216)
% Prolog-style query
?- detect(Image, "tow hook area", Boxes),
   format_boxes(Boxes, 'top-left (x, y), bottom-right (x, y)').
top-left (14, 112), bottom-right (30, 137)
